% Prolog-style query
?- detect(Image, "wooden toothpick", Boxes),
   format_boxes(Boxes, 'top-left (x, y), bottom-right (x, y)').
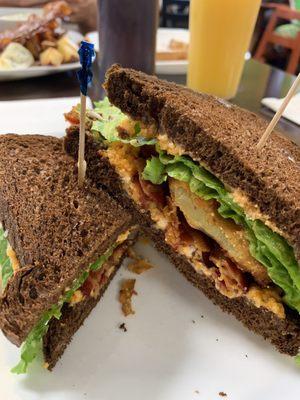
top-left (78, 92), bottom-right (87, 187)
top-left (257, 72), bottom-right (300, 151)
top-left (76, 40), bottom-right (95, 187)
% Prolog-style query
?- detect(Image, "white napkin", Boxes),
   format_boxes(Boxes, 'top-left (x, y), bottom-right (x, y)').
top-left (0, 97), bottom-right (92, 137)
top-left (261, 92), bottom-right (300, 126)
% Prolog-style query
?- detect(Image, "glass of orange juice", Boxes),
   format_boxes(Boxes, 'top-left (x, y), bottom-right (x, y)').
top-left (187, 0), bottom-right (261, 99)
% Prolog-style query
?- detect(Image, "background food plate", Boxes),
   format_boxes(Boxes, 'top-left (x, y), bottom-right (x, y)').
top-left (86, 28), bottom-right (189, 75)
top-left (0, 13), bottom-right (82, 82)
top-left (0, 98), bottom-right (299, 399)
top-left (0, 62), bottom-right (81, 82)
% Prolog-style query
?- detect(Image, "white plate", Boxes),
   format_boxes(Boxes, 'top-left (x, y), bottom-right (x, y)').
top-left (156, 28), bottom-right (189, 74)
top-left (262, 92), bottom-right (300, 126)
top-left (0, 97), bottom-right (92, 136)
top-left (0, 62), bottom-right (80, 82)
top-left (86, 28), bottom-right (189, 75)
top-left (0, 98), bottom-right (299, 399)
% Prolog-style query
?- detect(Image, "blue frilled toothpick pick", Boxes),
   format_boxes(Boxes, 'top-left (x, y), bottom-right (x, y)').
top-left (76, 41), bottom-right (95, 187)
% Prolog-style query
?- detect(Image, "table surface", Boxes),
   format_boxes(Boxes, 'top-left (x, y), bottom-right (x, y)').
top-left (0, 58), bottom-right (299, 145)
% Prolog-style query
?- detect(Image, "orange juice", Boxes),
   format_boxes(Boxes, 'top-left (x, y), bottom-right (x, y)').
top-left (187, 0), bottom-right (261, 99)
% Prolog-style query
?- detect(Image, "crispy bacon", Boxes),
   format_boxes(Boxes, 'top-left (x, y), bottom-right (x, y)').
top-left (210, 254), bottom-right (248, 298)
top-left (131, 175), bottom-right (148, 208)
top-left (80, 276), bottom-right (94, 297)
top-left (64, 107), bottom-right (80, 125)
top-left (127, 249), bottom-right (154, 274)
top-left (43, 1), bottom-right (72, 16)
top-left (178, 218), bottom-right (194, 244)
top-left (138, 175), bottom-right (166, 208)
top-left (162, 200), bottom-right (249, 298)
top-left (119, 279), bottom-right (137, 316)
top-left (164, 197), bottom-right (181, 249)
top-left (80, 269), bottom-right (107, 297)
top-left (127, 259), bottom-right (153, 274)
top-left (131, 173), bottom-right (166, 210)
top-left (0, 1), bottom-right (71, 52)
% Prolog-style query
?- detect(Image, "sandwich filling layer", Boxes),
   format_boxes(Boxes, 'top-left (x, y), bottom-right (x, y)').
top-left (102, 142), bottom-right (284, 318)
top-left (0, 225), bottom-right (131, 373)
top-left (65, 99), bottom-right (300, 321)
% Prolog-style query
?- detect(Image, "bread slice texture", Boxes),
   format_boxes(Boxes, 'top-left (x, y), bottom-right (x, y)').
top-left (104, 65), bottom-right (300, 263)
top-left (64, 127), bottom-right (300, 356)
top-left (43, 238), bottom-right (133, 370)
top-left (43, 276), bottom-right (114, 371)
top-left (0, 134), bottom-right (133, 346)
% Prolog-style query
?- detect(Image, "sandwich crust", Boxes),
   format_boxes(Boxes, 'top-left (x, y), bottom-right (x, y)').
top-left (0, 134), bottom-right (133, 346)
top-left (104, 65), bottom-right (300, 262)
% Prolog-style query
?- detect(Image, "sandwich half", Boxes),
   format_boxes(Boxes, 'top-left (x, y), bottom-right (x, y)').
top-left (0, 134), bottom-right (137, 373)
top-left (64, 65), bottom-right (300, 357)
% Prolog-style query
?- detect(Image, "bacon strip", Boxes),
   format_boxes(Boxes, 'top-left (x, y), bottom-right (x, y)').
top-left (119, 279), bottom-right (137, 316)
top-left (210, 254), bottom-right (249, 298)
top-left (64, 107), bottom-right (80, 125)
top-left (138, 175), bottom-right (166, 209)
top-left (0, 1), bottom-right (71, 51)
top-left (81, 268), bottom-right (107, 298)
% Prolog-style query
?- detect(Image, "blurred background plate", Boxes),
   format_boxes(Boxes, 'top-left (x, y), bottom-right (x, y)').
top-left (0, 6), bottom-right (78, 31)
top-left (0, 7), bottom-right (41, 31)
top-left (0, 61), bottom-right (80, 82)
top-left (0, 7), bottom-right (83, 83)
top-left (86, 28), bottom-right (189, 75)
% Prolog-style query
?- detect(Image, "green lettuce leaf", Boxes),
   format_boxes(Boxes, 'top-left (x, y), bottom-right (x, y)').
top-left (12, 243), bottom-right (116, 374)
top-left (92, 98), bottom-right (156, 147)
top-left (141, 150), bottom-right (300, 312)
top-left (166, 163), bottom-right (192, 183)
top-left (11, 303), bottom-right (63, 374)
top-left (0, 226), bottom-right (14, 289)
top-left (142, 156), bottom-right (168, 185)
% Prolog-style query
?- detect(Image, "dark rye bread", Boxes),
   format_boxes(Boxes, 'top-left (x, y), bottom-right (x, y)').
top-left (43, 237), bottom-right (133, 370)
top-left (64, 127), bottom-right (141, 218)
top-left (0, 134), bottom-right (133, 346)
top-left (64, 128), bottom-right (300, 356)
top-left (43, 255), bottom-right (119, 370)
top-left (64, 127), bottom-right (148, 242)
top-left (105, 65), bottom-right (300, 262)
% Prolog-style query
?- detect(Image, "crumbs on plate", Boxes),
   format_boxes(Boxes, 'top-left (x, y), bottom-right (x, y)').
top-left (119, 322), bottom-right (127, 332)
top-left (127, 248), bottom-right (154, 274)
top-left (127, 259), bottom-right (154, 274)
top-left (119, 279), bottom-right (137, 316)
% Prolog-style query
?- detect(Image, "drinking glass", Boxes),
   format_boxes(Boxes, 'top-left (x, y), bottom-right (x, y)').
top-left (98, 0), bottom-right (159, 96)
top-left (188, 0), bottom-right (261, 99)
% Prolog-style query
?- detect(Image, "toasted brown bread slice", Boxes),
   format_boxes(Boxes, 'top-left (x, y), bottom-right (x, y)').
top-left (64, 127), bottom-right (300, 356)
top-left (43, 238), bottom-right (133, 370)
top-left (0, 134), bottom-right (134, 346)
top-left (104, 65), bottom-right (300, 263)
